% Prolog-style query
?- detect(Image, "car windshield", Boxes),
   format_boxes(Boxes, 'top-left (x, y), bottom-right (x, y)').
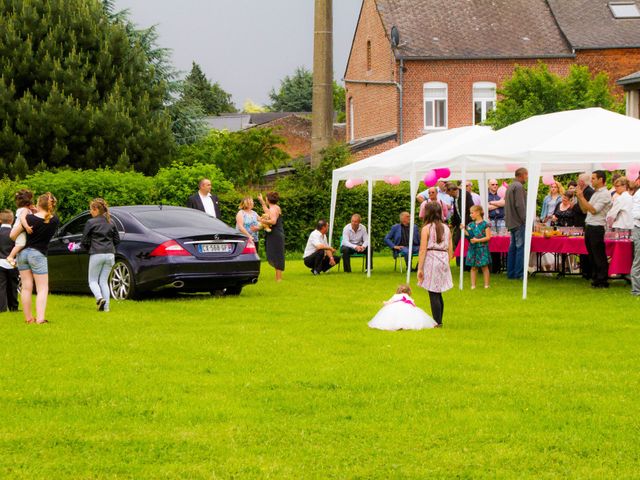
top-left (131, 209), bottom-right (228, 230)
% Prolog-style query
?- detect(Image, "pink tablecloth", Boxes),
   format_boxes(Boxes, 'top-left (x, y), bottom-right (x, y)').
top-left (455, 236), bottom-right (633, 276)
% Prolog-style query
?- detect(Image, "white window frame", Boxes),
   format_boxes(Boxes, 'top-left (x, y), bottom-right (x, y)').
top-left (472, 81), bottom-right (497, 125)
top-left (423, 82), bottom-right (448, 131)
top-left (349, 98), bottom-right (355, 142)
top-left (609, 2), bottom-right (640, 18)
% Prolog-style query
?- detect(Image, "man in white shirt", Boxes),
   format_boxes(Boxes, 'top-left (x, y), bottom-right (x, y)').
top-left (577, 170), bottom-right (612, 289)
top-left (340, 214), bottom-right (371, 273)
top-left (186, 178), bottom-right (221, 218)
top-left (303, 220), bottom-right (340, 275)
top-left (631, 175), bottom-right (640, 296)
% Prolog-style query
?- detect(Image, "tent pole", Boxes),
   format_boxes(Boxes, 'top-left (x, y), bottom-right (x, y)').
top-left (329, 174), bottom-right (339, 246)
top-left (367, 176), bottom-right (373, 278)
top-left (479, 173), bottom-right (489, 222)
top-left (459, 165), bottom-right (467, 290)
top-left (522, 161), bottom-right (541, 300)
top-left (407, 171), bottom-right (418, 284)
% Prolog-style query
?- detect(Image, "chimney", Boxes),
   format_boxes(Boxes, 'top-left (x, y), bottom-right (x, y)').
top-left (311, 0), bottom-right (334, 168)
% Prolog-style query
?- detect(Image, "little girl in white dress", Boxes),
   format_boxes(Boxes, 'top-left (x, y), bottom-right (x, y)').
top-left (368, 285), bottom-right (437, 331)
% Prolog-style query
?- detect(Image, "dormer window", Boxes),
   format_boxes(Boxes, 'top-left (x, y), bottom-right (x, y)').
top-left (609, 2), bottom-right (640, 18)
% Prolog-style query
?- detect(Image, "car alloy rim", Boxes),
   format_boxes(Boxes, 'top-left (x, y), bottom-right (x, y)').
top-left (110, 262), bottom-right (131, 300)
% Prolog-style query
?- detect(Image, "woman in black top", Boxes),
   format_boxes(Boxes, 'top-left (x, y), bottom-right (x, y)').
top-left (258, 192), bottom-right (285, 282)
top-left (11, 193), bottom-right (59, 324)
top-left (552, 192), bottom-right (577, 227)
top-left (81, 198), bottom-right (120, 312)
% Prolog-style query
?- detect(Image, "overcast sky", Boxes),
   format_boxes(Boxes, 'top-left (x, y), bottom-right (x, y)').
top-left (114, 0), bottom-right (362, 108)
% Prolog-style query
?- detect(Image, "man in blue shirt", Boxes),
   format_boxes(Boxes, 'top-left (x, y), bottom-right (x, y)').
top-left (384, 212), bottom-right (420, 270)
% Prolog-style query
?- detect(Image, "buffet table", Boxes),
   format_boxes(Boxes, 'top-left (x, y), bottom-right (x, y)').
top-left (455, 236), bottom-right (633, 276)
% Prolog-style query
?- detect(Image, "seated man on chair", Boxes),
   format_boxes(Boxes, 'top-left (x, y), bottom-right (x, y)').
top-left (340, 214), bottom-right (371, 273)
top-left (303, 219), bottom-right (341, 275)
top-left (384, 212), bottom-right (420, 269)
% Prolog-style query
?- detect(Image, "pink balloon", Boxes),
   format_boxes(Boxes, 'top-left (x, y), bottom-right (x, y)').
top-left (345, 179), bottom-right (354, 189)
top-left (434, 168), bottom-right (451, 179)
top-left (542, 174), bottom-right (555, 186)
top-left (627, 166), bottom-right (640, 180)
top-left (423, 170), bottom-right (438, 187)
top-left (497, 186), bottom-right (507, 199)
top-left (502, 181), bottom-right (509, 188)
top-left (604, 163), bottom-right (620, 172)
top-left (384, 175), bottom-right (401, 185)
top-left (506, 163), bottom-right (519, 172)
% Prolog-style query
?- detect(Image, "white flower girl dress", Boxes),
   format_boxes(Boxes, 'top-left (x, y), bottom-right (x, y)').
top-left (368, 293), bottom-right (437, 331)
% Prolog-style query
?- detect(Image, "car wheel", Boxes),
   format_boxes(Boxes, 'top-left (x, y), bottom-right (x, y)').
top-left (110, 259), bottom-right (137, 300)
top-left (224, 286), bottom-right (243, 296)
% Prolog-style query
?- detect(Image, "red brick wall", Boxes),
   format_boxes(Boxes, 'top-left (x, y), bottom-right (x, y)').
top-left (576, 48), bottom-right (640, 97)
top-left (400, 58), bottom-right (573, 142)
top-left (345, 0), bottom-right (398, 142)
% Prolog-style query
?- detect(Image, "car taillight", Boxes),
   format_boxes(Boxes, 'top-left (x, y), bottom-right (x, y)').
top-left (241, 240), bottom-right (257, 255)
top-left (150, 240), bottom-right (191, 257)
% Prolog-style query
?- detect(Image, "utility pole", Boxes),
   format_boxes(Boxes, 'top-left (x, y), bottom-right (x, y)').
top-left (311, 0), bottom-right (333, 167)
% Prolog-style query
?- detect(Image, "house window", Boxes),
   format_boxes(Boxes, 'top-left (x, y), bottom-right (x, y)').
top-left (473, 82), bottom-right (497, 124)
top-left (349, 98), bottom-right (355, 141)
top-left (609, 2), bottom-right (640, 18)
top-left (366, 40), bottom-right (372, 71)
top-left (424, 82), bottom-right (448, 129)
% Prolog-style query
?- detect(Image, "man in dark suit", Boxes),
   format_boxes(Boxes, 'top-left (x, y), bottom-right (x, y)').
top-left (186, 178), bottom-right (221, 219)
top-left (573, 173), bottom-right (595, 280)
top-left (0, 210), bottom-right (19, 312)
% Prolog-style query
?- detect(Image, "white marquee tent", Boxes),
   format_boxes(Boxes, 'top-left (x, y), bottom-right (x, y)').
top-left (330, 108), bottom-right (640, 299)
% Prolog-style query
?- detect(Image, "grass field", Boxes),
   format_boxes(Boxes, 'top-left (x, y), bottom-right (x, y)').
top-left (0, 257), bottom-right (638, 479)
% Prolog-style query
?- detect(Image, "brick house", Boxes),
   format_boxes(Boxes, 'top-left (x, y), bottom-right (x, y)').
top-left (345, 0), bottom-right (640, 160)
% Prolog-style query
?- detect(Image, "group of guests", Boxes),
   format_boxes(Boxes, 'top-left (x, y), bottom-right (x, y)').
top-left (0, 189), bottom-right (120, 324)
top-left (505, 168), bottom-right (640, 291)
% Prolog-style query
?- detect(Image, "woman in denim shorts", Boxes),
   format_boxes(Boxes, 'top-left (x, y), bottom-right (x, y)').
top-left (11, 193), bottom-right (59, 324)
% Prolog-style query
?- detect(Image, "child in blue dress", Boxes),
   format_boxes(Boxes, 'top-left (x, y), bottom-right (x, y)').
top-left (464, 205), bottom-right (492, 289)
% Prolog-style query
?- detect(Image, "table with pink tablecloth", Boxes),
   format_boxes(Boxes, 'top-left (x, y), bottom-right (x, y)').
top-left (455, 236), bottom-right (633, 276)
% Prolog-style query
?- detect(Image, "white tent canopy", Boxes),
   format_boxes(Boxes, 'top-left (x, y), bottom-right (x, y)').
top-left (329, 126), bottom-right (495, 278)
top-left (330, 108), bottom-right (640, 299)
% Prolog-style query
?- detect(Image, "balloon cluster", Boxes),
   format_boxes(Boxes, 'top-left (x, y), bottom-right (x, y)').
top-left (422, 168), bottom-right (451, 187)
top-left (383, 175), bottom-right (401, 185)
top-left (497, 182), bottom-right (508, 199)
top-left (542, 174), bottom-right (556, 186)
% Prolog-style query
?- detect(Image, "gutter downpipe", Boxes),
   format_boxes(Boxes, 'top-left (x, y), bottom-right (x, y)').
top-left (398, 57), bottom-right (404, 145)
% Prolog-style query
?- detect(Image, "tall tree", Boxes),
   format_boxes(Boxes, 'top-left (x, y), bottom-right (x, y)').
top-left (0, 0), bottom-right (175, 176)
top-left (486, 63), bottom-right (623, 129)
top-left (269, 67), bottom-right (346, 120)
top-left (182, 62), bottom-right (236, 116)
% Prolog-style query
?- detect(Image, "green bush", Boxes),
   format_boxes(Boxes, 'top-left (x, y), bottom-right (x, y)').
top-left (0, 169), bottom-right (154, 221)
top-left (218, 182), bottom-right (415, 254)
top-left (152, 162), bottom-right (234, 206)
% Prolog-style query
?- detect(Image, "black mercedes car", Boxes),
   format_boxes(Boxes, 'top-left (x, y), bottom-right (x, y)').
top-left (47, 206), bottom-right (260, 299)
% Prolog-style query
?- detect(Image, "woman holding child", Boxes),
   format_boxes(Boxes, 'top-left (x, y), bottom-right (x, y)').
top-left (11, 192), bottom-right (59, 324)
top-left (258, 192), bottom-right (285, 282)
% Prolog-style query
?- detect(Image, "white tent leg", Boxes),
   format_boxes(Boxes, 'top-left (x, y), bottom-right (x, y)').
top-left (367, 177), bottom-right (373, 278)
top-left (459, 165), bottom-right (467, 290)
top-left (329, 175), bottom-right (339, 246)
top-left (407, 171), bottom-right (418, 284)
top-left (522, 162), bottom-right (541, 300)
top-left (479, 173), bottom-right (489, 221)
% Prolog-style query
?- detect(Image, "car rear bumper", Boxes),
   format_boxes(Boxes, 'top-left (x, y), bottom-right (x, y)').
top-left (134, 257), bottom-right (261, 292)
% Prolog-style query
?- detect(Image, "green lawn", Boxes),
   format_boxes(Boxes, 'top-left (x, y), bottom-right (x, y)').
top-left (0, 257), bottom-right (638, 479)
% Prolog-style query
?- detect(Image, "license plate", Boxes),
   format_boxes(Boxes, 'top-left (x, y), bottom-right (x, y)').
top-left (198, 243), bottom-right (234, 254)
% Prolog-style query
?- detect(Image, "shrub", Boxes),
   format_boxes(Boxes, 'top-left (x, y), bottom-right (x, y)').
top-left (152, 162), bottom-right (234, 206)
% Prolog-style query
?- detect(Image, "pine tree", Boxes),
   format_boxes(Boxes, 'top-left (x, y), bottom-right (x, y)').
top-left (182, 62), bottom-right (236, 116)
top-left (0, 0), bottom-right (175, 176)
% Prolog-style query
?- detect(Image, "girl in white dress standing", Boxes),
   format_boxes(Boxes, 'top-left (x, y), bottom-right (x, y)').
top-left (368, 284), bottom-right (437, 331)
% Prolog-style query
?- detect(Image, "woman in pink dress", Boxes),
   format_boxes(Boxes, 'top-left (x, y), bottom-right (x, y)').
top-left (417, 202), bottom-right (453, 327)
